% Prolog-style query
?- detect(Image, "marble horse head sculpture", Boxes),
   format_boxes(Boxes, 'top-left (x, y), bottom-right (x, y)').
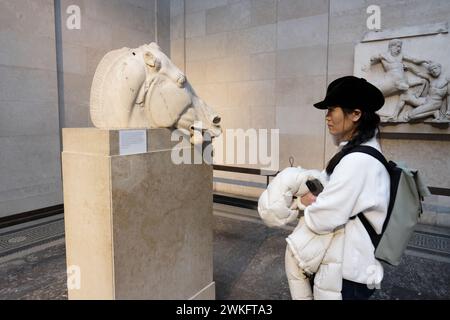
top-left (90, 42), bottom-right (222, 144)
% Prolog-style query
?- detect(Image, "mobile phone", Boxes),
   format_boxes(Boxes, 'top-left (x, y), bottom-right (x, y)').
top-left (306, 179), bottom-right (323, 196)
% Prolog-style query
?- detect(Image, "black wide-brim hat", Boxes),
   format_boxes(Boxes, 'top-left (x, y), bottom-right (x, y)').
top-left (313, 76), bottom-right (385, 112)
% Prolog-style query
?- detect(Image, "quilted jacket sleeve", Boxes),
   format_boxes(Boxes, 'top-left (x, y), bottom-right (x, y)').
top-left (258, 167), bottom-right (326, 228)
top-left (303, 153), bottom-right (373, 234)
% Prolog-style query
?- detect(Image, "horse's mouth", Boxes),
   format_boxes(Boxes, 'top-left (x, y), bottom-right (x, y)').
top-left (189, 125), bottom-right (222, 138)
top-left (207, 125), bottom-right (222, 137)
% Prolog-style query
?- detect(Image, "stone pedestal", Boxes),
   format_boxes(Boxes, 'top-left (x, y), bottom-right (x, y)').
top-left (62, 128), bottom-right (215, 300)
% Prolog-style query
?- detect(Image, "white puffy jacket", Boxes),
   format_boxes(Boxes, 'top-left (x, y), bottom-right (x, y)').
top-left (258, 167), bottom-right (345, 300)
top-left (258, 167), bottom-right (327, 227)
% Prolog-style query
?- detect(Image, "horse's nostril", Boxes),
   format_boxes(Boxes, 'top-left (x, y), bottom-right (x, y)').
top-left (213, 116), bottom-right (221, 124)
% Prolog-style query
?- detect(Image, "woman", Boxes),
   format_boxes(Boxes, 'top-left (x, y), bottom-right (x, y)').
top-left (298, 76), bottom-right (390, 300)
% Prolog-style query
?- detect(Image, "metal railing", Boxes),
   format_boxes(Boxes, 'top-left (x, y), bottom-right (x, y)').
top-left (212, 165), bottom-right (279, 210)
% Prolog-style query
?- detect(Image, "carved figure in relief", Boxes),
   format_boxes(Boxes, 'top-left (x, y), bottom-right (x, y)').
top-left (368, 39), bottom-right (429, 121)
top-left (402, 62), bottom-right (450, 122)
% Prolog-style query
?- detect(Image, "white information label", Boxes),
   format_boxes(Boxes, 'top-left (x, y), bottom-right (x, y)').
top-left (119, 130), bottom-right (147, 155)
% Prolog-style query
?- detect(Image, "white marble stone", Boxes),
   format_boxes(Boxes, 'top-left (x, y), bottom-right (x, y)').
top-left (0, 0), bottom-right (61, 219)
top-left (227, 80), bottom-right (276, 108)
top-left (362, 22), bottom-right (448, 42)
top-left (186, 11), bottom-right (206, 38)
top-left (206, 0), bottom-right (251, 34)
top-left (185, 0), bottom-right (228, 14)
top-left (355, 27), bottom-right (450, 127)
top-left (226, 24), bottom-right (276, 56)
top-left (277, 14), bottom-right (328, 50)
top-left (156, 0), bottom-right (171, 55)
top-left (249, 52), bottom-right (276, 80)
top-left (277, 0), bottom-right (328, 22)
top-left (90, 42), bottom-right (222, 144)
top-left (170, 38), bottom-right (186, 72)
top-left (62, 128), bottom-right (215, 300)
top-left (276, 46), bottom-right (328, 78)
top-left (171, 13), bottom-right (185, 40)
top-left (276, 76), bottom-right (326, 107)
top-left (186, 32), bottom-right (227, 61)
top-left (0, 66), bottom-right (58, 103)
top-left (0, 32), bottom-right (57, 71)
top-left (276, 105), bottom-right (324, 136)
top-left (250, 0), bottom-right (276, 27)
top-left (0, 134), bottom-right (62, 218)
top-left (0, 0), bottom-right (56, 39)
top-left (170, 0), bottom-right (184, 18)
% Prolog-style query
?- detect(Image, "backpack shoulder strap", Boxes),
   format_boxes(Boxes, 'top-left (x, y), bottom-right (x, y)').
top-left (327, 145), bottom-right (391, 175)
top-left (348, 146), bottom-right (400, 233)
top-left (354, 146), bottom-right (390, 169)
top-left (343, 145), bottom-right (390, 172)
top-left (356, 211), bottom-right (382, 247)
top-left (329, 145), bottom-right (391, 248)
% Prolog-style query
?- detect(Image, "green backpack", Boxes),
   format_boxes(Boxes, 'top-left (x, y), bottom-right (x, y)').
top-left (329, 145), bottom-right (431, 266)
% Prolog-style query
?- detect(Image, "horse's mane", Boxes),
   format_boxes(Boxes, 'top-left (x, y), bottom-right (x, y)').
top-left (90, 47), bottom-right (130, 128)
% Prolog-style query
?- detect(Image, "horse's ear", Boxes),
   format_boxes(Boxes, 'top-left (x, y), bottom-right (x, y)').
top-left (144, 52), bottom-right (161, 71)
top-left (144, 52), bottom-right (156, 67)
top-left (149, 42), bottom-right (161, 50)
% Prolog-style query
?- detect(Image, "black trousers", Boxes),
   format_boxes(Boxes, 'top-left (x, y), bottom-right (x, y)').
top-left (341, 279), bottom-right (376, 300)
top-left (308, 276), bottom-right (376, 300)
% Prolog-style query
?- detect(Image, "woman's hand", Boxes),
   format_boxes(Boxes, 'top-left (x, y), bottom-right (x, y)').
top-left (300, 192), bottom-right (317, 207)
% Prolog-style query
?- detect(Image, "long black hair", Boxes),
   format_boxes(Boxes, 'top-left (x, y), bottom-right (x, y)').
top-left (325, 107), bottom-right (381, 175)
